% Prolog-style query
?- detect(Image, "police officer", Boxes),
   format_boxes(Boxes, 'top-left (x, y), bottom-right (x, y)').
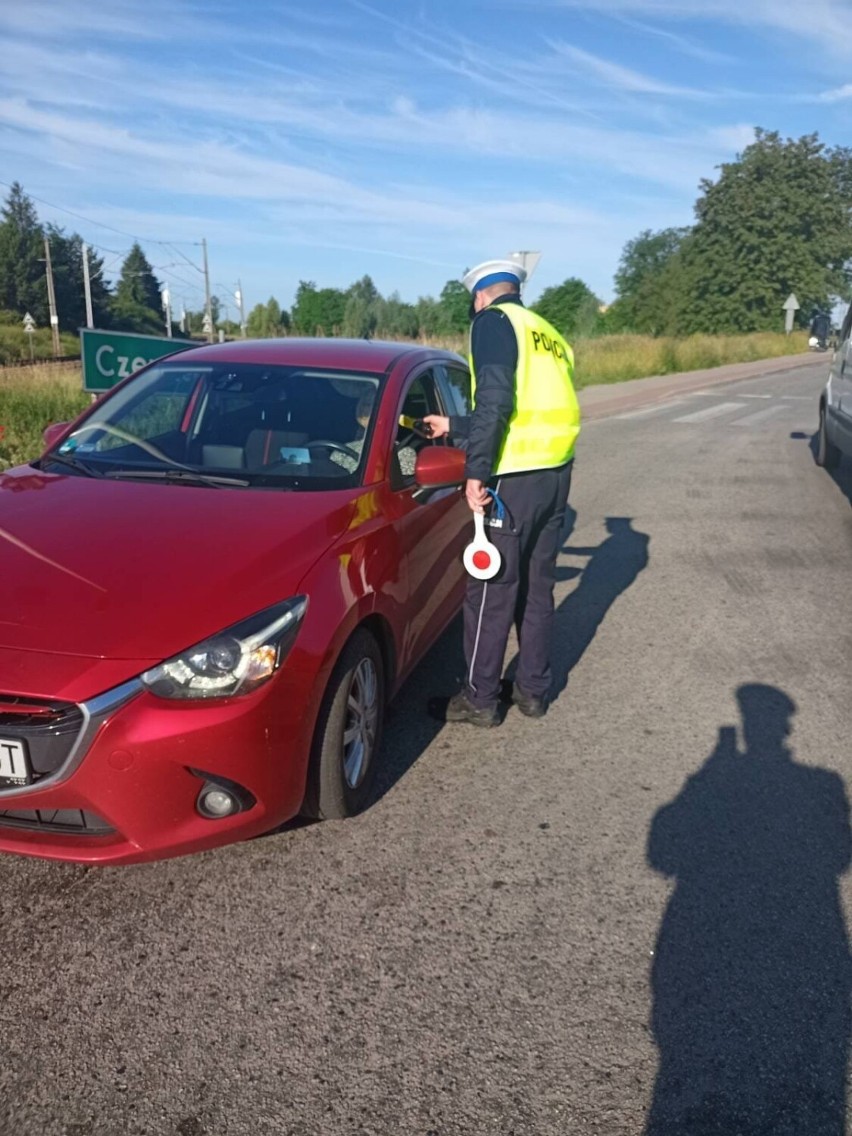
top-left (425, 259), bottom-right (580, 727)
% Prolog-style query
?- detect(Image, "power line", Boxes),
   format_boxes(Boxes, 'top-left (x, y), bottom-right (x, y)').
top-left (0, 179), bottom-right (204, 252)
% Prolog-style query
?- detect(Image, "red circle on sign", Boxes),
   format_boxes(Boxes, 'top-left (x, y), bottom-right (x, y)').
top-left (473, 550), bottom-right (491, 570)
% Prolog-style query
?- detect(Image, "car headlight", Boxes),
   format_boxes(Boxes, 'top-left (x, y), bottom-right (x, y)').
top-left (141, 597), bottom-right (308, 700)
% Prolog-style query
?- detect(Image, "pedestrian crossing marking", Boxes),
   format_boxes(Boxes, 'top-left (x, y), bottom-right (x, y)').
top-left (614, 400), bottom-right (687, 421)
top-left (672, 402), bottom-right (748, 424)
top-left (732, 405), bottom-right (785, 426)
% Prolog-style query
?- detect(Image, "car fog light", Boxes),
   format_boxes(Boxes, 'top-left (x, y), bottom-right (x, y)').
top-left (198, 788), bottom-right (238, 819)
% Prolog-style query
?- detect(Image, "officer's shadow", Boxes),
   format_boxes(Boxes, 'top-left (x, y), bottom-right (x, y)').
top-left (505, 509), bottom-right (650, 702)
top-left (646, 684), bottom-right (851, 1135)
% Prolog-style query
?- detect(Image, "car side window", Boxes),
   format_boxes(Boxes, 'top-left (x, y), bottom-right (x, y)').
top-left (840, 305), bottom-right (852, 347)
top-left (392, 371), bottom-right (442, 489)
top-left (441, 365), bottom-right (472, 417)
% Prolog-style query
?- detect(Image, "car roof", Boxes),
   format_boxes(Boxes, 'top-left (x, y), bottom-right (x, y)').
top-left (162, 337), bottom-right (465, 373)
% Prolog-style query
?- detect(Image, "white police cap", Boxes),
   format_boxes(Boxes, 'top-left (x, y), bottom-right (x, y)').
top-left (462, 258), bottom-right (527, 295)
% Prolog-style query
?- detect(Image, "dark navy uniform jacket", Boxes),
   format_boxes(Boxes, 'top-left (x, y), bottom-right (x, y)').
top-left (449, 293), bottom-right (521, 483)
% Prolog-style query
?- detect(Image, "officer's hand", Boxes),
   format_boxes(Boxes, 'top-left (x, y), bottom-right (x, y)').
top-left (422, 414), bottom-right (449, 439)
top-left (465, 478), bottom-right (489, 513)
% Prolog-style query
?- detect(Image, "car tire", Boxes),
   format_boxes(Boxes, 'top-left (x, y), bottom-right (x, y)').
top-left (303, 629), bottom-right (385, 821)
top-left (816, 404), bottom-right (841, 470)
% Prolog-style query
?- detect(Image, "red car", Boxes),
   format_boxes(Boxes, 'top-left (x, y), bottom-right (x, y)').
top-left (0, 339), bottom-right (471, 865)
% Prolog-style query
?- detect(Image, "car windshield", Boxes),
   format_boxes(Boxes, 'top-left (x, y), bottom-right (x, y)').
top-left (43, 361), bottom-right (385, 490)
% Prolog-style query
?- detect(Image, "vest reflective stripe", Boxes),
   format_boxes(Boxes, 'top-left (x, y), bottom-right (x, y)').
top-left (469, 303), bottom-right (581, 476)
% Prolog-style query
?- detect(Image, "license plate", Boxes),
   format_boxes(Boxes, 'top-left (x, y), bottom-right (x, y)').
top-left (0, 738), bottom-right (32, 787)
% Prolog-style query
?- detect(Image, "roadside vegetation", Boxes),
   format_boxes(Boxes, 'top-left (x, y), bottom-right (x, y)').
top-left (573, 330), bottom-right (809, 386)
top-left (0, 329), bottom-right (810, 472)
top-left (0, 363), bottom-right (88, 470)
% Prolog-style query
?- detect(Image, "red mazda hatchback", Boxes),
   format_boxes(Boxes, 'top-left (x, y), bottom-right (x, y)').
top-left (0, 339), bottom-right (472, 864)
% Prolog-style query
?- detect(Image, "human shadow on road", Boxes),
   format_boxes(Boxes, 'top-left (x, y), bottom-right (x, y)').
top-left (646, 685), bottom-right (851, 1135)
top-left (503, 514), bottom-right (649, 705)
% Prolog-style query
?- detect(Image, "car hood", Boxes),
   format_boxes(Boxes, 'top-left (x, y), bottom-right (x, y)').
top-left (0, 466), bottom-right (358, 662)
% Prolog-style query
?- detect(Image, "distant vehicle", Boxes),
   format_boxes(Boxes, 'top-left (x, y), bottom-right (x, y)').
top-left (809, 310), bottom-right (831, 352)
top-left (0, 338), bottom-right (472, 865)
top-left (817, 303), bottom-right (852, 469)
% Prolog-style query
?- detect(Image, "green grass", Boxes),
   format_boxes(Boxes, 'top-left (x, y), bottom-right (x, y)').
top-left (0, 332), bottom-right (810, 471)
top-left (572, 330), bottom-right (809, 387)
top-left (0, 325), bottom-right (79, 364)
top-left (0, 363), bottom-right (89, 470)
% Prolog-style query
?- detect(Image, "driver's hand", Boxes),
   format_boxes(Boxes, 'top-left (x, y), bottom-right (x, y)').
top-left (422, 415), bottom-right (450, 439)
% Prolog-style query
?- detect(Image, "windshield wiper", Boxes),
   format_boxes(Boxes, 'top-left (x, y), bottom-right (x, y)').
top-left (40, 452), bottom-right (106, 478)
top-left (104, 468), bottom-right (250, 489)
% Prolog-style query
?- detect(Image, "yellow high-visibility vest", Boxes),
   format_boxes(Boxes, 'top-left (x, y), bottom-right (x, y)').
top-left (470, 303), bottom-right (581, 476)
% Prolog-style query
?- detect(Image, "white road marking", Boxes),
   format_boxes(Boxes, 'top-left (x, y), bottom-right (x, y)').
top-left (672, 402), bottom-right (748, 424)
top-left (741, 393), bottom-right (773, 399)
top-left (732, 405), bottom-right (786, 426)
top-left (614, 400), bottom-right (687, 421)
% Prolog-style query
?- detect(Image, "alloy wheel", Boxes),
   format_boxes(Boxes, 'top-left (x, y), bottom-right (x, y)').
top-left (341, 658), bottom-right (379, 790)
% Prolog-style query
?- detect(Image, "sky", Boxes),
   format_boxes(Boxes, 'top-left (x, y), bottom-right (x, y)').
top-left (0, 0), bottom-right (850, 320)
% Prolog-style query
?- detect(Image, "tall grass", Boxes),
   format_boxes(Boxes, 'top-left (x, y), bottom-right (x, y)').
top-left (0, 332), bottom-right (809, 472)
top-left (574, 331), bottom-right (808, 387)
top-left (0, 363), bottom-right (89, 470)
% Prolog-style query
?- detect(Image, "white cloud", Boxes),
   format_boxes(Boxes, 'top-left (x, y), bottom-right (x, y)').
top-left (546, 40), bottom-right (711, 97)
top-left (818, 84), bottom-right (852, 103)
top-left (510, 0), bottom-right (850, 56)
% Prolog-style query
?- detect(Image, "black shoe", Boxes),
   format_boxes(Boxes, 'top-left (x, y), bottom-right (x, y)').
top-left (513, 689), bottom-right (548, 719)
top-left (443, 692), bottom-right (499, 728)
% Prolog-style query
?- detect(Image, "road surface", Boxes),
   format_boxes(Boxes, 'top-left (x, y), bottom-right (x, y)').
top-left (2, 355), bottom-right (850, 1136)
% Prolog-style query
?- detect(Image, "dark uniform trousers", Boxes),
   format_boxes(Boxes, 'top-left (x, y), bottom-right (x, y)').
top-left (464, 460), bottom-right (573, 710)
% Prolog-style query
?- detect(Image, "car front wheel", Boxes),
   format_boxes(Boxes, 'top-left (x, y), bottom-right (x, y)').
top-left (303, 629), bottom-right (385, 820)
top-left (816, 404), bottom-right (841, 470)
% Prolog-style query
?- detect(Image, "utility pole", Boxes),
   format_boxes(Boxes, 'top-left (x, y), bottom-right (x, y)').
top-left (202, 237), bottom-right (214, 342)
top-left (43, 235), bottom-right (61, 357)
top-left (236, 280), bottom-right (246, 337)
top-left (81, 242), bottom-right (95, 328)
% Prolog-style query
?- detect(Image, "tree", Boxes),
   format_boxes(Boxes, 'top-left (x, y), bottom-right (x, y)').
top-left (0, 182), bottom-right (46, 322)
top-left (613, 227), bottom-right (691, 334)
top-left (111, 243), bottom-right (164, 333)
top-left (676, 130), bottom-right (852, 334)
top-left (437, 279), bottom-right (470, 335)
top-left (291, 280), bottom-right (347, 335)
top-left (47, 226), bottom-right (112, 331)
top-left (415, 296), bottom-right (442, 338)
top-left (377, 292), bottom-right (419, 339)
top-left (343, 274), bottom-right (380, 338)
top-left (246, 296), bottom-right (290, 337)
top-left (533, 277), bottom-right (603, 339)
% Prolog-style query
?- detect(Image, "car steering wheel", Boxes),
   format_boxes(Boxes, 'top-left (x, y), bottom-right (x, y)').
top-left (308, 440), bottom-right (361, 460)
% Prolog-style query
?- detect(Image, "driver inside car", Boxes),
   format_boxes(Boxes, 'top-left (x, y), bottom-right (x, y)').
top-left (330, 387), bottom-right (418, 477)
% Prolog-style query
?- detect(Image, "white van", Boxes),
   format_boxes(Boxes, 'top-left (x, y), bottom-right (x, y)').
top-left (817, 302), bottom-right (852, 469)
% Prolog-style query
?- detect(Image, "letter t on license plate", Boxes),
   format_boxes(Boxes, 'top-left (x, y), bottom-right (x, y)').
top-left (0, 739), bottom-right (31, 786)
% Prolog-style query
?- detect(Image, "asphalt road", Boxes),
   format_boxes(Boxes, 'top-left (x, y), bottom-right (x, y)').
top-left (3, 356), bottom-right (851, 1136)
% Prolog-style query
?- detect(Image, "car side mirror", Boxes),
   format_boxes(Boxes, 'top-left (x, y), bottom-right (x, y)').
top-left (42, 422), bottom-right (70, 450)
top-left (414, 446), bottom-right (466, 489)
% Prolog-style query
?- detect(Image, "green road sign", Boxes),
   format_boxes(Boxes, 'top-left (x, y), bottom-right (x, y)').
top-left (80, 329), bottom-right (198, 393)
